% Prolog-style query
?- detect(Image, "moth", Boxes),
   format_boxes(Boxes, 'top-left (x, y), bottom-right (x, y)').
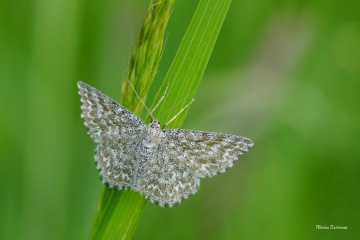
top-left (78, 81), bottom-right (253, 207)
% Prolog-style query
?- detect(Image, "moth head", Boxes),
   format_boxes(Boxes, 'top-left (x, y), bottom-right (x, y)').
top-left (149, 119), bottom-right (161, 129)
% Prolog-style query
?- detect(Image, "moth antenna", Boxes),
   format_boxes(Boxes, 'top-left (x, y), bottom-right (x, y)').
top-left (162, 99), bottom-right (195, 129)
top-left (150, 82), bottom-right (170, 117)
top-left (126, 79), bottom-right (154, 121)
top-left (157, 94), bottom-right (191, 119)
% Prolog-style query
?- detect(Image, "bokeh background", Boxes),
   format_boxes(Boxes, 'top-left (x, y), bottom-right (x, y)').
top-left (1, 0), bottom-right (359, 239)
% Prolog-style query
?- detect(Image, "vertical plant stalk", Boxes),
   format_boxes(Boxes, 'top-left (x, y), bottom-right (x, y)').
top-left (121, 0), bottom-right (174, 117)
top-left (149, 0), bottom-right (233, 128)
top-left (90, 1), bottom-right (174, 240)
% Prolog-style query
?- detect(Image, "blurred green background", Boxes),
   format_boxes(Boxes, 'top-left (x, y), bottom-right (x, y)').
top-left (1, 0), bottom-right (359, 239)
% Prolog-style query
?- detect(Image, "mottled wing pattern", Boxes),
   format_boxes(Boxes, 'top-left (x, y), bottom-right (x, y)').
top-left (78, 81), bottom-right (254, 207)
top-left (77, 81), bottom-right (144, 143)
top-left (163, 129), bottom-right (254, 178)
top-left (138, 129), bottom-right (253, 207)
top-left (95, 141), bottom-right (137, 189)
top-left (139, 144), bottom-right (200, 207)
top-left (78, 81), bottom-right (145, 189)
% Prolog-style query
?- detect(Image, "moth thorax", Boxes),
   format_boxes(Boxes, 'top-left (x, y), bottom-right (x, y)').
top-left (142, 121), bottom-right (163, 148)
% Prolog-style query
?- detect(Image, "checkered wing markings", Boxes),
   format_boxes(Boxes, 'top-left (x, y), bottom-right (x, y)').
top-left (77, 81), bottom-right (144, 142)
top-left (95, 140), bottom-right (137, 189)
top-left (139, 148), bottom-right (200, 207)
top-left (163, 129), bottom-right (254, 178)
